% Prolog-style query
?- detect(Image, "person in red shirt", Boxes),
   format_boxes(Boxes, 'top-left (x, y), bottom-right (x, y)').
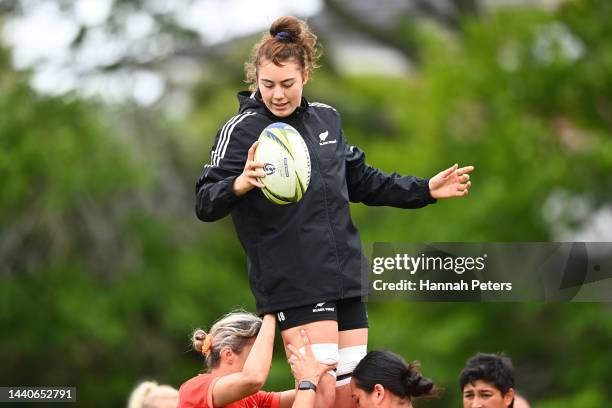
top-left (179, 311), bottom-right (333, 408)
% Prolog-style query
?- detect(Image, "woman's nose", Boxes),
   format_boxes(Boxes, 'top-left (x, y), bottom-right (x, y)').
top-left (273, 86), bottom-right (284, 99)
top-left (472, 397), bottom-right (484, 408)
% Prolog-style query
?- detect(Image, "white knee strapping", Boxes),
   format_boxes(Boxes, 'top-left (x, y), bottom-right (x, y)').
top-left (298, 343), bottom-right (339, 378)
top-left (336, 345), bottom-right (367, 387)
top-left (306, 343), bottom-right (340, 365)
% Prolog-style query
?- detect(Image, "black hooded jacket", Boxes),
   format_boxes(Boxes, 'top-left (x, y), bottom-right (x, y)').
top-left (196, 91), bottom-right (436, 314)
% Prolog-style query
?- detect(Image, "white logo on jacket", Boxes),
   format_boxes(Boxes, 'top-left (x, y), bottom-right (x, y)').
top-left (318, 130), bottom-right (337, 146)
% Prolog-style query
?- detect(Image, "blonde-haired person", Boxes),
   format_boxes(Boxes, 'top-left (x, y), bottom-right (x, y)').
top-left (195, 14), bottom-right (474, 408)
top-left (128, 381), bottom-right (178, 408)
top-left (178, 311), bottom-right (332, 408)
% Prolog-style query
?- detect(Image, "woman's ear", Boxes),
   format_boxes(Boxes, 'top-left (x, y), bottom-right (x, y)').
top-left (220, 346), bottom-right (234, 365)
top-left (503, 388), bottom-right (515, 407)
top-left (373, 384), bottom-right (385, 404)
top-left (302, 69), bottom-right (310, 86)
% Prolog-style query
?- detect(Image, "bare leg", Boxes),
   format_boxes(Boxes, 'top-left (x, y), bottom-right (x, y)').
top-left (282, 320), bottom-right (339, 408)
top-left (334, 328), bottom-right (368, 408)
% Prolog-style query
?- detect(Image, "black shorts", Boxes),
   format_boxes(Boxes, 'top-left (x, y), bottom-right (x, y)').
top-left (276, 297), bottom-right (368, 332)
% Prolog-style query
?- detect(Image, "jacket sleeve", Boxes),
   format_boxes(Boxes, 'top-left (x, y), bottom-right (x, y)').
top-left (195, 117), bottom-right (256, 222)
top-left (344, 141), bottom-right (437, 209)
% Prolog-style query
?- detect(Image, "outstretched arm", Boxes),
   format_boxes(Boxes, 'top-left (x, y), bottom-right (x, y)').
top-left (345, 144), bottom-right (436, 208)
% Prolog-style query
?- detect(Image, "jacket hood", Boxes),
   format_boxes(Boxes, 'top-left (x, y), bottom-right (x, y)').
top-left (237, 90), bottom-right (309, 118)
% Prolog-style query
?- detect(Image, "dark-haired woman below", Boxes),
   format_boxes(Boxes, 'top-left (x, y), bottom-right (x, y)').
top-left (349, 351), bottom-right (437, 408)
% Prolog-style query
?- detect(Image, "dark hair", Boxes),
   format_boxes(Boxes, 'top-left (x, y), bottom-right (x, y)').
top-left (353, 350), bottom-right (438, 401)
top-left (459, 353), bottom-right (515, 408)
top-left (245, 16), bottom-right (322, 90)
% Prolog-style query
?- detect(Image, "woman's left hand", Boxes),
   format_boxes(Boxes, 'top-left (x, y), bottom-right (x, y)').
top-left (287, 329), bottom-right (336, 385)
top-left (428, 164), bottom-right (474, 200)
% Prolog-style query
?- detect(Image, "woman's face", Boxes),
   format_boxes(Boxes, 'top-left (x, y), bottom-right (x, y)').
top-left (462, 380), bottom-right (514, 408)
top-left (232, 338), bottom-right (257, 371)
top-left (350, 379), bottom-right (404, 408)
top-left (350, 380), bottom-right (377, 408)
top-left (350, 380), bottom-right (414, 408)
top-left (257, 58), bottom-right (308, 118)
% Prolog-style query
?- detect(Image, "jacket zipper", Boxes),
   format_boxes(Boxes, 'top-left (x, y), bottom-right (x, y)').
top-left (298, 118), bottom-right (344, 299)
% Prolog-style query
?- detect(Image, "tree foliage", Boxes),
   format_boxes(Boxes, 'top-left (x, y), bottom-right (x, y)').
top-left (1, 1), bottom-right (611, 406)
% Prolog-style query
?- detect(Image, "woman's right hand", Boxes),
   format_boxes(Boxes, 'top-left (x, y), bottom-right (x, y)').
top-left (233, 141), bottom-right (266, 196)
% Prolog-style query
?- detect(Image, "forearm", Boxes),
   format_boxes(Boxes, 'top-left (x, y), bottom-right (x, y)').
top-left (195, 175), bottom-right (241, 221)
top-left (291, 390), bottom-right (316, 408)
top-left (279, 390), bottom-right (296, 408)
top-left (241, 314), bottom-right (276, 385)
top-left (345, 145), bottom-right (436, 208)
top-left (348, 167), bottom-right (436, 208)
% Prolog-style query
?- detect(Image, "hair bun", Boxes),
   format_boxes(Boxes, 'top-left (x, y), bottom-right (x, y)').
top-left (192, 329), bottom-right (207, 353)
top-left (269, 16), bottom-right (302, 41)
top-left (194, 329), bottom-right (207, 341)
top-left (245, 16), bottom-right (321, 92)
top-left (403, 366), bottom-right (436, 398)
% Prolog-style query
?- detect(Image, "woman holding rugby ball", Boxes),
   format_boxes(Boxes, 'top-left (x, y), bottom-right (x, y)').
top-left (195, 15), bottom-right (473, 408)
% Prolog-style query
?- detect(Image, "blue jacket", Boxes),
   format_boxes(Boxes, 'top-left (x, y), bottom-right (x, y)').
top-left (196, 91), bottom-right (436, 314)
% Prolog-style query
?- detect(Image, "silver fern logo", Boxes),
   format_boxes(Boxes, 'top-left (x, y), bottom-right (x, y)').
top-left (319, 130), bottom-right (337, 146)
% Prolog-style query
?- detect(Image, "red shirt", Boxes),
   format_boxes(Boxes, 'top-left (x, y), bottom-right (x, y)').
top-left (179, 373), bottom-right (281, 408)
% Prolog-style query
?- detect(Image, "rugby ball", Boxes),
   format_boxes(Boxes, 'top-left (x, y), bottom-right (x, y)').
top-left (254, 122), bottom-right (311, 205)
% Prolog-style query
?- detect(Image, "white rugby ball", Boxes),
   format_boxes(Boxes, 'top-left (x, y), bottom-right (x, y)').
top-left (254, 122), bottom-right (311, 205)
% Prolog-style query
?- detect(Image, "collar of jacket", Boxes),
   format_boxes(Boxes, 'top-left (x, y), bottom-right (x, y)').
top-left (237, 89), bottom-right (310, 119)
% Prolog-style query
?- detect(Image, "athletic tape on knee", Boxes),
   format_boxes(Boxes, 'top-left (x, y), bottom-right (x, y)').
top-left (299, 343), bottom-right (339, 378)
top-left (336, 345), bottom-right (367, 387)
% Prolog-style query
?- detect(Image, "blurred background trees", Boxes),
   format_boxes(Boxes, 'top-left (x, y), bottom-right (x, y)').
top-left (1, 0), bottom-right (611, 406)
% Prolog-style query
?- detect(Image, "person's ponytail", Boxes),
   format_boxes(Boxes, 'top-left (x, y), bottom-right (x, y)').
top-left (401, 362), bottom-right (436, 398)
top-left (353, 351), bottom-right (438, 401)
